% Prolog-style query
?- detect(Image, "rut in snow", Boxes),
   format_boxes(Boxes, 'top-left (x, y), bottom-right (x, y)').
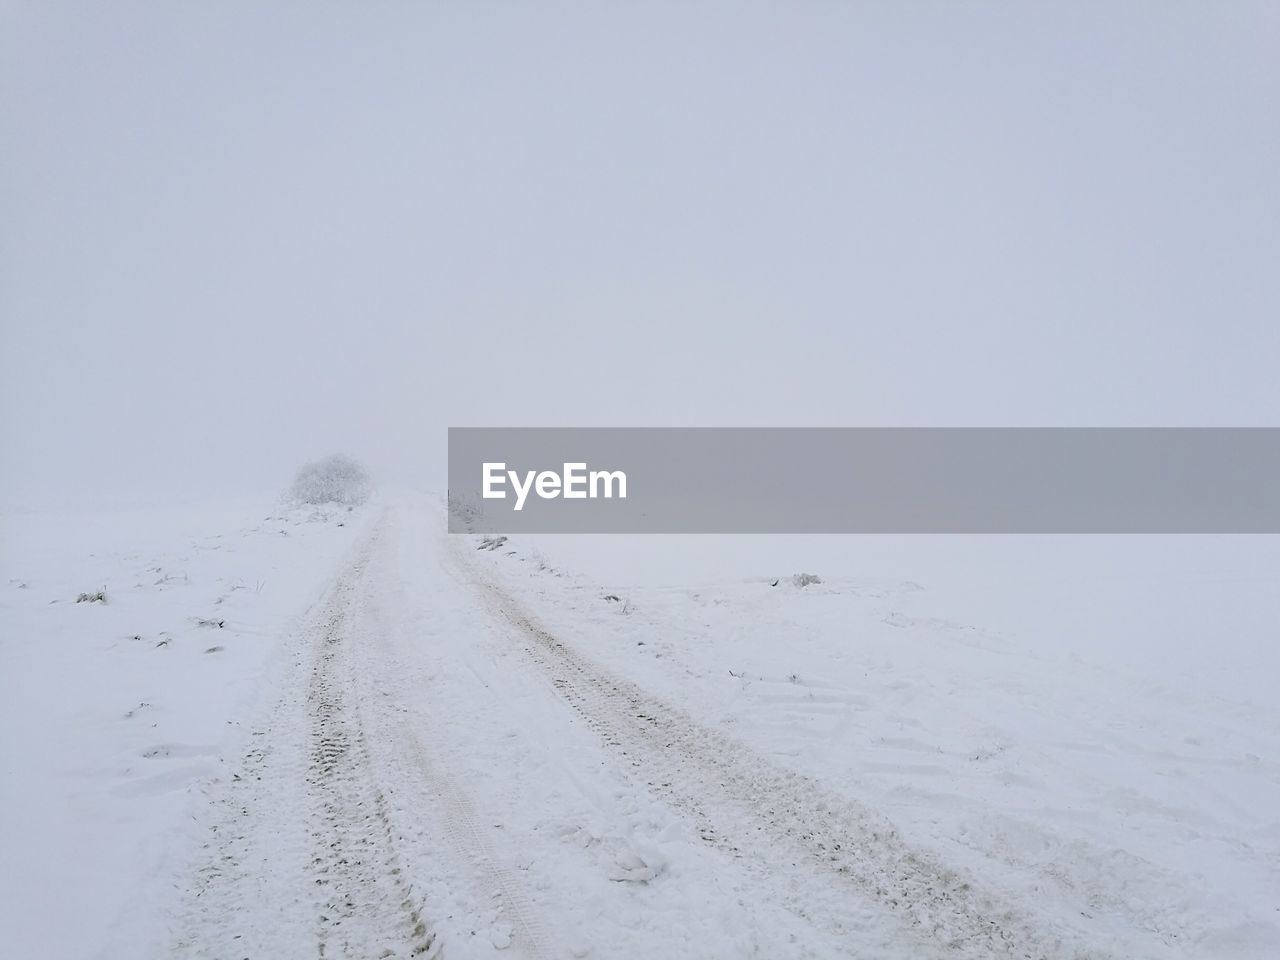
top-left (171, 534), bottom-right (436, 960)
top-left (452, 536), bottom-right (1106, 960)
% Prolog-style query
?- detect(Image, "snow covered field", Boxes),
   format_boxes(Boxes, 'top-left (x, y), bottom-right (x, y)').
top-left (0, 499), bottom-right (363, 958)
top-left (2, 494), bottom-right (1278, 959)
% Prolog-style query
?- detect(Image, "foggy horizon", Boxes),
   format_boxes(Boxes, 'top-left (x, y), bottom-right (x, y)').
top-left (4, 2), bottom-right (1278, 508)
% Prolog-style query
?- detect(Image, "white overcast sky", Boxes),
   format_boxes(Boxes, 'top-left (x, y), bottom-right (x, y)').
top-left (2, 2), bottom-right (1277, 506)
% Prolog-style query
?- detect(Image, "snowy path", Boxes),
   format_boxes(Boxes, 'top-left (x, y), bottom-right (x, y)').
top-left (160, 499), bottom-right (1121, 959)
top-left (4, 503), bottom-right (1274, 960)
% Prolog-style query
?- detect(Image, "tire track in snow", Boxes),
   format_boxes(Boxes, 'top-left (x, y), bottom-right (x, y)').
top-left (305, 571), bottom-right (437, 959)
top-left (171, 528), bottom-right (436, 960)
top-left (451, 536), bottom-right (1107, 960)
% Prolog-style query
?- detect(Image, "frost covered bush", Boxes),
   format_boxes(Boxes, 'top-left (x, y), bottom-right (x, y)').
top-left (289, 454), bottom-right (371, 506)
top-left (792, 572), bottom-right (822, 588)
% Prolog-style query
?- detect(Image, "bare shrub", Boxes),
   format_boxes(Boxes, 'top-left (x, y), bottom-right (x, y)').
top-left (289, 454), bottom-right (371, 506)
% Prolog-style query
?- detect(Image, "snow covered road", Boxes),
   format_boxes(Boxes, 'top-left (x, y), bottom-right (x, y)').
top-left (152, 498), bottom-right (1275, 959)
top-left (6, 495), bottom-right (1277, 959)
top-left (168, 502), bottom-right (984, 959)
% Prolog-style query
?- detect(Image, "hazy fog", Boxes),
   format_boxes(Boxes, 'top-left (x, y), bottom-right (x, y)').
top-left (3, 2), bottom-right (1277, 507)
